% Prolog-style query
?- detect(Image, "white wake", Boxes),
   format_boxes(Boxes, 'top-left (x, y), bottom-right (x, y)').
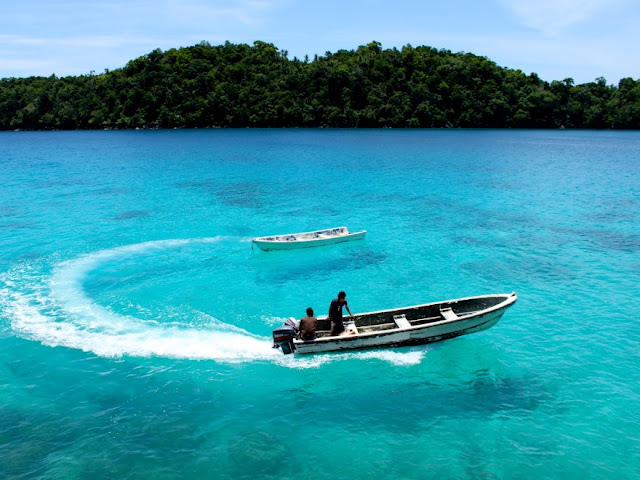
top-left (0, 238), bottom-right (426, 367)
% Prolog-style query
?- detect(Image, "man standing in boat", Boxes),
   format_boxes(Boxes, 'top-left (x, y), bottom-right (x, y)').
top-left (328, 291), bottom-right (353, 336)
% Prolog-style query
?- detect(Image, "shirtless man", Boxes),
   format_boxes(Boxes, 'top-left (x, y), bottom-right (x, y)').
top-left (299, 307), bottom-right (318, 341)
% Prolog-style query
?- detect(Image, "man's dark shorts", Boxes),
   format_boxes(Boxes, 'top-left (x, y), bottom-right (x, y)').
top-left (330, 321), bottom-right (345, 336)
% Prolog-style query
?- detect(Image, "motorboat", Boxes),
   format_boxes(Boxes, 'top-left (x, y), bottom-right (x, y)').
top-left (273, 293), bottom-right (517, 354)
top-left (252, 226), bottom-right (366, 251)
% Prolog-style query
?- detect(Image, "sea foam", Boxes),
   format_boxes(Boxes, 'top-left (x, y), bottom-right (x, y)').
top-left (1, 238), bottom-right (416, 368)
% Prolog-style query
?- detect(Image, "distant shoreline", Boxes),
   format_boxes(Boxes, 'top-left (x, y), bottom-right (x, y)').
top-left (1, 41), bottom-right (638, 130)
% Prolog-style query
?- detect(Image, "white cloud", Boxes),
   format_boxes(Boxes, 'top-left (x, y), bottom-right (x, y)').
top-left (163, 0), bottom-right (277, 27)
top-left (499, 0), bottom-right (628, 35)
top-left (0, 34), bottom-right (146, 48)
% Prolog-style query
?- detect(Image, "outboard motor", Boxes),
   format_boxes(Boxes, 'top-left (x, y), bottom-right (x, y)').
top-left (273, 320), bottom-right (298, 355)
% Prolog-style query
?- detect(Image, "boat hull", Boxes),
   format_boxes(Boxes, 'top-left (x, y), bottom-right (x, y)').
top-left (291, 293), bottom-right (516, 354)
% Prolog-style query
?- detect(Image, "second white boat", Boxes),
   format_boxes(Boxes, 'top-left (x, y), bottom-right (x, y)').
top-left (252, 226), bottom-right (366, 251)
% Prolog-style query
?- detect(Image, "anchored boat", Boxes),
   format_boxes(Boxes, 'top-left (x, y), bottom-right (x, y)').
top-left (252, 226), bottom-right (366, 251)
top-left (273, 293), bottom-right (517, 354)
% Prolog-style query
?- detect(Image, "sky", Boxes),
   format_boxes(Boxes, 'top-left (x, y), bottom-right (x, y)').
top-left (1, 0), bottom-right (638, 84)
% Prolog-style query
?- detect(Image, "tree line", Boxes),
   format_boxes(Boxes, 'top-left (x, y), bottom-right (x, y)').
top-left (1, 40), bottom-right (639, 130)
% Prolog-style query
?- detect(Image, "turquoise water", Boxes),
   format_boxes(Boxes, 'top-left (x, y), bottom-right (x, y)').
top-left (1, 129), bottom-right (639, 479)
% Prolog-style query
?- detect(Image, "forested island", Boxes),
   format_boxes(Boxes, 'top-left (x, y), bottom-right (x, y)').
top-left (1, 40), bottom-right (639, 130)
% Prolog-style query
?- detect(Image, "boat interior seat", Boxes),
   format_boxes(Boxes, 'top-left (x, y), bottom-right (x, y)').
top-left (440, 307), bottom-right (459, 321)
top-left (393, 314), bottom-right (412, 329)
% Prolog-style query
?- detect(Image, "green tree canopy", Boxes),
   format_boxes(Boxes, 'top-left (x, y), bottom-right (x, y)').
top-left (1, 41), bottom-right (638, 130)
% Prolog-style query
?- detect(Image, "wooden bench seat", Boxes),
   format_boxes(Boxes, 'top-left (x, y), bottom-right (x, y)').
top-left (440, 307), bottom-right (459, 321)
top-left (393, 314), bottom-right (412, 329)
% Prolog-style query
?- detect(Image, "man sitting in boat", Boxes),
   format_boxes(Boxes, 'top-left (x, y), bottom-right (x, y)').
top-left (299, 307), bottom-right (318, 341)
top-left (328, 291), bottom-right (353, 336)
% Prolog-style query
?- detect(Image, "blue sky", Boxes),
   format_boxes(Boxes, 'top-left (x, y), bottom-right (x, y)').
top-left (1, 0), bottom-right (638, 84)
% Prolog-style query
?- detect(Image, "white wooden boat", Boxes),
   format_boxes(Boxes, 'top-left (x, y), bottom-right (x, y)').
top-left (273, 293), bottom-right (517, 354)
top-left (252, 226), bottom-right (366, 251)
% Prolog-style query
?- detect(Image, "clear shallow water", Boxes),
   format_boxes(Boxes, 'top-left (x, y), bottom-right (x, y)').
top-left (1, 129), bottom-right (639, 479)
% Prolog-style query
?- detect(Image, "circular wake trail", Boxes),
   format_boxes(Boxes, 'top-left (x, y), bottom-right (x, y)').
top-left (0, 238), bottom-right (426, 367)
top-left (1, 239), bottom-right (276, 362)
